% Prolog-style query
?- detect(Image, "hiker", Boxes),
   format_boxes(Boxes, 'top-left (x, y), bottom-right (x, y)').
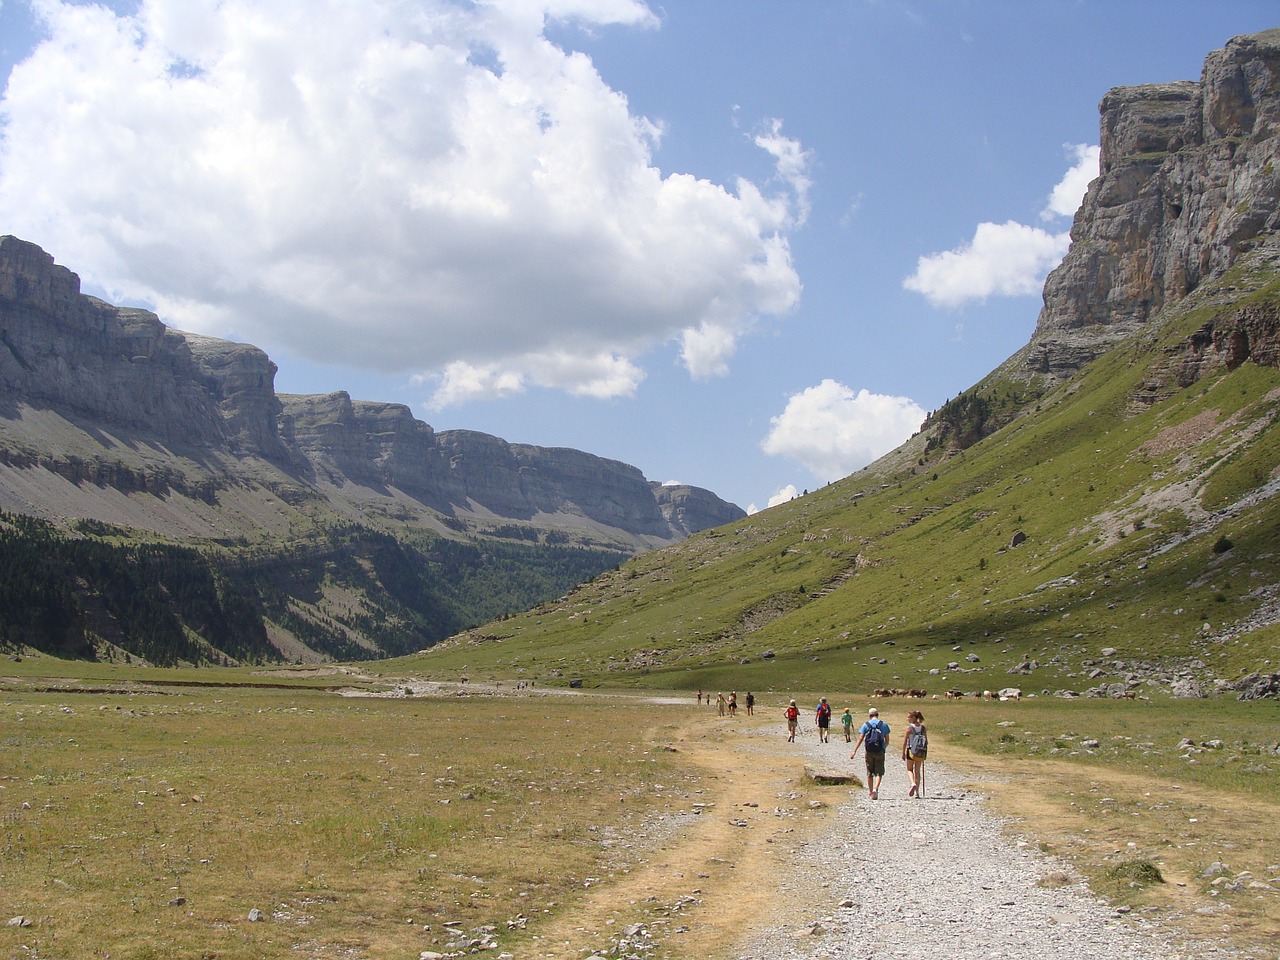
top-left (841, 707), bottom-right (854, 743)
top-left (902, 709), bottom-right (928, 798)
top-left (815, 697), bottom-right (832, 743)
top-left (745, 691), bottom-right (755, 716)
top-left (851, 707), bottom-right (890, 799)
top-left (717, 692), bottom-right (727, 716)
top-left (784, 699), bottom-right (800, 741)
top-left (728, 691), bottom-right (737, 716)
top-left (697, 689), bottom-right (703, 705)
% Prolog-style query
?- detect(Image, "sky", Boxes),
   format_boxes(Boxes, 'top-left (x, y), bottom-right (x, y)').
top-left (0, 2), bottom-right (1275, 514)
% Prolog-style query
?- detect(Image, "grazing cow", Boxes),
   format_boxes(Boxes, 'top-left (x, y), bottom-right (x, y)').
top-left (946, 689), bottom-right (965, 700)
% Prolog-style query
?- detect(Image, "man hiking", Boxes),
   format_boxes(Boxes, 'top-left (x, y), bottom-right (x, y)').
top-left (851, 707), bottom-right (890, 799)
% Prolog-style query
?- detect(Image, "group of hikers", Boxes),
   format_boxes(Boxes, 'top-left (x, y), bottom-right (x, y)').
top-left (784, 698), bottom-right (929, 799)
top-left (696, 689), bottom-right (755, 717)
top-left (695, 690), bottom-right (930, 799)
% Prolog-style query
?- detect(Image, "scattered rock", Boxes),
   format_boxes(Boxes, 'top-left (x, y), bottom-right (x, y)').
top-left (1170, 677), bottom-right (1206, 699)
top-left (804, 765), bottom-right (861, 787)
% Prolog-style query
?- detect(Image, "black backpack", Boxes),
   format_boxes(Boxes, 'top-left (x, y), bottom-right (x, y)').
top-left (864, 719), bottom-right (885, 752)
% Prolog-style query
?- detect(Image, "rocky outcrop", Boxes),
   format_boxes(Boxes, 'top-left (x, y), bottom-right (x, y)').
top-left (1015, 28), bottom-right (1280, 381)
top-left (1176, 299), bottom-right (1280, 385)
top-left (651, 482), bottom-right (746, 535)
top-left (0, 235), bottom-right (741, 548)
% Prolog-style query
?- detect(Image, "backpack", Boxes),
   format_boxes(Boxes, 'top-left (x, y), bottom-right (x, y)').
top-left (817, 703), bottom-right (830, 720)
top-left (907, 726), bottom-right (928, 759)
top-left (863, 720), bottom-right (885, 752)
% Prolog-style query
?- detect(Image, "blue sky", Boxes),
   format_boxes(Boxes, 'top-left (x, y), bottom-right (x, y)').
top-left (0, 2), bottom-right (1275, 513)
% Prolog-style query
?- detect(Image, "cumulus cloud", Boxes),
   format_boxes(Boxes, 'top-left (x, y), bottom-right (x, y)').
top-left (766, 484), bottom-right (799, 508)
top-left (1043, 143), bottom-right (1101, 220)
top-left (903, 143), bottom-right (1098, 309)
top-left (0, 0), bottom-right (804, 404)
top-left (902, 221), bottom-right (1071, 309)
top-left (762, 379), bottom-right (925, 483)
top-left (745, 483), bottom-right (798, 514)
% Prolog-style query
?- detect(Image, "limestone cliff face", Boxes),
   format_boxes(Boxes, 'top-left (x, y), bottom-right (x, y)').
top-left (280, 394), bottom-right (693, 536)
top-left (0, 235), bottom-right (741, 547)
top-left (651, 482), bottom-right (747, 535)
top-left (0, 236), bottom-right (287, 461)
top-left (1018, 28), bottom-right (1280, 380)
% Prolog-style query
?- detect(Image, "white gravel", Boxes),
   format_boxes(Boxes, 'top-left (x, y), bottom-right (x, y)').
top-left (730, 722), bottom-right (1232, 960)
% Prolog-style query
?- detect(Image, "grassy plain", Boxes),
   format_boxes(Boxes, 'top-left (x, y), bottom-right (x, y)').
top-left (1, 669), bottom-right (700, 960)
top-left (3, 662), bottom-right (1279, 959)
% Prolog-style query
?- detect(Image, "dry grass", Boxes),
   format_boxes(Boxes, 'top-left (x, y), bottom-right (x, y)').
top-left (0, 683), bottom-right (697, 959)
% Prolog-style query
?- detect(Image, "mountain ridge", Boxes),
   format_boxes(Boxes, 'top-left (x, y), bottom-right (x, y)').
top-left (0, 233), bottom-right (742, 664)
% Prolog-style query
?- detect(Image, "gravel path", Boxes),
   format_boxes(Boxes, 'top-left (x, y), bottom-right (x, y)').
top-left (730, 721), bottom-right (1230, 960)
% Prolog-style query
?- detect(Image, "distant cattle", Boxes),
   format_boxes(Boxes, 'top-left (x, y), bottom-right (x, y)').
top-left (871, 688), bottom-right (928, 698)
top-left (946, 690), bottom-right (965, 700)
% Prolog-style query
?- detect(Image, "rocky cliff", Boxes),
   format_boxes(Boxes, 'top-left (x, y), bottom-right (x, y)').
top-left (1015, 27), bottom-right (1280, 381)
top-left (0, 234), bottom-right (743, 551)
top-left (922, 29), bottom-right (1280, 456)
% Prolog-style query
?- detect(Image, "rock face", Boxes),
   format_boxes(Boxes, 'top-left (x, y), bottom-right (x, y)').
top-left (1015, 28), bottom-right (1280, 382)
top-left (0, 235), bottom-right (743, 548)
top-left (651, 482), bottom-right (746, 537)
top-left (0, 235), bottom-right (280, 455)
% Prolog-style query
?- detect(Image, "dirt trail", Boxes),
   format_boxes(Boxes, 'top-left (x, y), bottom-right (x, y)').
top-left (528, 707), bottom-right (1275, 960)
top-left (528, 712), bottom-right (852, 959)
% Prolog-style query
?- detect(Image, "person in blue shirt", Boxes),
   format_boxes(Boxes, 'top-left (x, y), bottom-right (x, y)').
top-left (851, 707), bottom-right (890, 800)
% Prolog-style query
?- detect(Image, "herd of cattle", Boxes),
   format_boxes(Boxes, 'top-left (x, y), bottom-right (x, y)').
top-left (870, 687), bottom-right (1024, 701)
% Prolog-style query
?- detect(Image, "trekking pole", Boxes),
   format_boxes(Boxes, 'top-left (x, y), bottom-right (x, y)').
top-left (919, 761), bottom-right (925, 799)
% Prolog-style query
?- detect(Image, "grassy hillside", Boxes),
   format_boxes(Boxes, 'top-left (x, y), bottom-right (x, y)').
top-left (387, 250), bottom-right (1280, 697)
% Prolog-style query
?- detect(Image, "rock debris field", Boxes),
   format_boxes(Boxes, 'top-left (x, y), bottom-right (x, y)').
top-left (730, 722), bottom-right (1231, 960)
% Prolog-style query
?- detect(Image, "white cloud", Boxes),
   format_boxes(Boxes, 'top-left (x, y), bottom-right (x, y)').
top-left (0, 0), bottom-right (804, 402)
top-left (1043, 143), bottom-right (1100, 220)
top-left (753, 484), bottom-right (798, 513)
top-left (752, 118), bottom-right (812, 226)
top-left (902, 220), bottom-right (1070, 310)
top-left (903, 143), bottom-right (1098, 310)
top-left (762, 379), bottom-right (925, 483)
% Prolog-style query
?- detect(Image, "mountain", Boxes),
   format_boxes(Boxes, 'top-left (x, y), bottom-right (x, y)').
top-left (405, 28), bottom-right (1280, 699)
top-left (0, 235), bottom-right (743, 664)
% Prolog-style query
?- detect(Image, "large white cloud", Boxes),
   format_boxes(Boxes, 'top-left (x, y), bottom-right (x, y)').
top-left (903, 143), bottom-right (1098, 309)
top-left (0, 0), bottom-right (804, 403)
top-left (761, 379), bottom-right (926, 483)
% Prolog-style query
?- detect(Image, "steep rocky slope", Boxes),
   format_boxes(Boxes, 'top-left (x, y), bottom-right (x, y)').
top-left (925, 27), bottom-right (1280, 453)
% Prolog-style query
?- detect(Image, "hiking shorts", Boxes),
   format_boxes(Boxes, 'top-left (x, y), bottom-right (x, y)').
top-left (864, 750), bottom-right (886, 776)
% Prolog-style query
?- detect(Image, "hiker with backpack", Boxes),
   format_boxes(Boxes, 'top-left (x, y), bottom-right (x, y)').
top-left (851, 707), bottom-right (890, 799)
top-left (902, 710), bottom-right (928, 798)
top-left (784, 699), bottom-right (800, 741)
top-left (815, 697), bottom-right (832, 743)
